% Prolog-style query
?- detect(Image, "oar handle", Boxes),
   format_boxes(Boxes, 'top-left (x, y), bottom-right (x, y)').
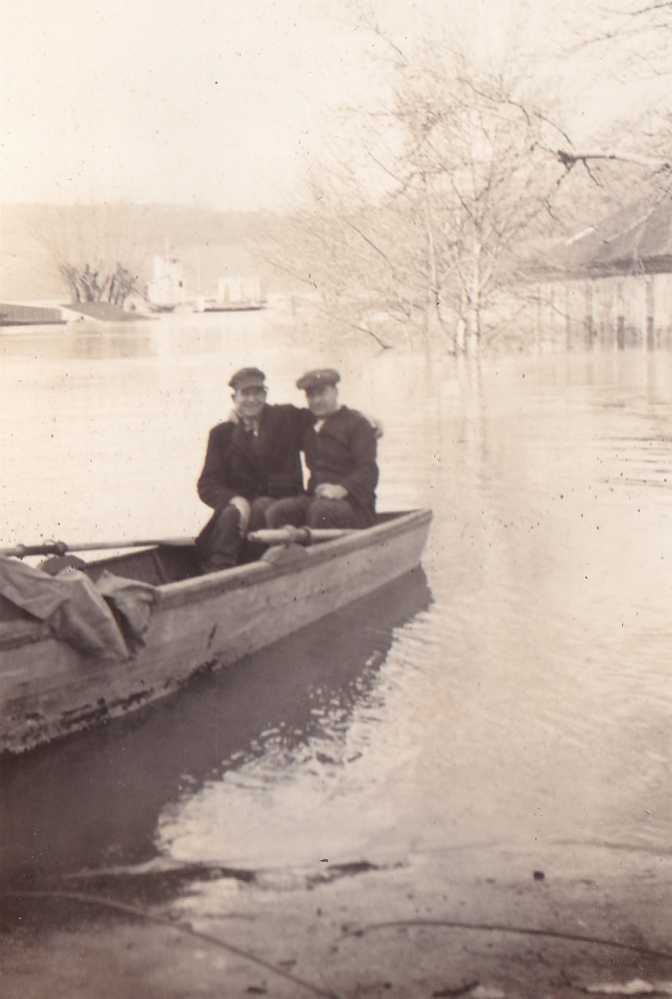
top-left (248, 527), bottom-right (354, 546)
top-left (0, 537), bottom-right (195, 559)
top-left (0, 542), bottom-right (69, 558)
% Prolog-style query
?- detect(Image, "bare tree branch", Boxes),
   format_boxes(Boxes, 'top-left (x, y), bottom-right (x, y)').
top-left (582, 160), bottom-right (603, 186)
top-left (556, 148), bottom-right (672, 171)
top-left (315, 304), bottom-right (393, 350)
top-left (344, 220), bottom-right (398, 272)
top-left (624, 0), bottom-right (672, 15)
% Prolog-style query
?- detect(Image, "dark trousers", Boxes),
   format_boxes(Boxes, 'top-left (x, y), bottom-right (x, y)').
top-left (265, 494), bottom-right (361, 530)
top-left (196, 497), bottom-right (274, 572)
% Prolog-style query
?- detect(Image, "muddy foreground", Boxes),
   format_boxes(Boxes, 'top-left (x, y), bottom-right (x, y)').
top-left (1, 843), bottom-right (671, 998)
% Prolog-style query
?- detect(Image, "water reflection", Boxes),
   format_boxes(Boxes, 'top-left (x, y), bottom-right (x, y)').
top-left (0, 570), bottom-right (431, 885)
top-left (0, 311), bottom-right (272, 363)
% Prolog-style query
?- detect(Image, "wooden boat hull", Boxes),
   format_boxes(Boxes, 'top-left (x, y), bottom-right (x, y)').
top-left (0, 510), bottom-right (431, 755)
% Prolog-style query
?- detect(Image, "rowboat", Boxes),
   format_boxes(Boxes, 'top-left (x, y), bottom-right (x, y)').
top-left (0, 510), bottom-right (431, 756)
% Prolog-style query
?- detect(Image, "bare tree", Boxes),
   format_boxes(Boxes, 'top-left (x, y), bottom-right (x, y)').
top-left (35, 203), bottom-right (150, 308)
top-left (273, 42), bottom-right (573, 353)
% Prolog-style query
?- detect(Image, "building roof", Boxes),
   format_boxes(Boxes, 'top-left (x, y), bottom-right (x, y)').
top-left (541, 193), bottom-right (672, 279)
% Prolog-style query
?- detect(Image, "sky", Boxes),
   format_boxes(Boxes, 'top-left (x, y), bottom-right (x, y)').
top-left (2, 0), bottom-right (669, 211)
top-left (2, 0), bottom-right (384, 210)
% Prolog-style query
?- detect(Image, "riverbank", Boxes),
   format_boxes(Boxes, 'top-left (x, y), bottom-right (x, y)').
top-left (2, 843), bottom-right (671, 998)
top-left (62, 302), bottom-right (153, 322)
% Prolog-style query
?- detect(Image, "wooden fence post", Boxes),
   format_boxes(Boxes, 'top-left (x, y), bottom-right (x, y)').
top-left (564, 282), bottom-right (572, 349)
top-left (584, 280), bottom-right (595, 345)
top-left (616, 279), bottom-right (625, 349)
top-left (646, 274), bottom-right (655, 348)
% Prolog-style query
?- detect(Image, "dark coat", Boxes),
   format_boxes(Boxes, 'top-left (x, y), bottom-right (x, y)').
top-left (197, 404), bottom-right (311, 511)
top-left (302, 406), bottom-right (378, 524)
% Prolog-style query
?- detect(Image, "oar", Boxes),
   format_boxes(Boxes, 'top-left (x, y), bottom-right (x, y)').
top-left (0, 527), bottom-right (354, 560)
top-left (248, 527), bottom-right (355, 546)
top-left (0, 537), bottom-right (195, 559)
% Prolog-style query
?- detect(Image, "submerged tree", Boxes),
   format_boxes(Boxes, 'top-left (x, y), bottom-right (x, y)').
top-left (35, 203), bottom-right (150, 308)
top-left (386, 51), bottom-right (571, 347)
top-left (57, 261), bottom-right (141, 306)
top-left (274, 39), bottom-right (573, 353)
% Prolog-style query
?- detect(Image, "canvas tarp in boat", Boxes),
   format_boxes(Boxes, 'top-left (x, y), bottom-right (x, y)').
top-left (0, 558), bottom-right (157, 659)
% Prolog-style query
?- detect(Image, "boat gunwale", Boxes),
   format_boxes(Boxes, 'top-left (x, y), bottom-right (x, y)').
top-left (158, 508), bottom-right (432, 609)
top-left (0, 510), bottom-right (432, 650)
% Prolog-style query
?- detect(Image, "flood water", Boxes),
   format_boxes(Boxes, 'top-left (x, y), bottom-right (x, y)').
top-left (1, 310), bottom-right (672, 888)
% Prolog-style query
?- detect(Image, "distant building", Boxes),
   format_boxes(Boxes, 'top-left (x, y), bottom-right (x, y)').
top-left (530, 195), bottom-right (672, 347)
top-left (147, 256), bottom-right (184, 311)
top-left (216, 274), bottom-right (264, 305)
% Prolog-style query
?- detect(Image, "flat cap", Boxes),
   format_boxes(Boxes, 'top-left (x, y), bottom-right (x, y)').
top-left (296, 368), bottom-right (340, 391)
top-left (229, 367), bottom-right (266, 390)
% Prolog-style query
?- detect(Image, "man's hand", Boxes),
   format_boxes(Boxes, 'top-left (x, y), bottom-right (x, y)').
top-left (315, 483), bottom-right (348, 501)
top-left (229, 496), bottom-right (251, 534)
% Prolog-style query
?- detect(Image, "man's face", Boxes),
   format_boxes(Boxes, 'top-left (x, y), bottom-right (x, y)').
top-left (233, 384), bottom-right (267, 420)
top-left (306, 384), bottom-right (339, 417)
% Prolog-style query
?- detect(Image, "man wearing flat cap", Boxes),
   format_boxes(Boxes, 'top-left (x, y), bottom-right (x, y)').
top-left (195, 367), bottom-right (312, 572)
top-left (265, 368), bottom-right (379, 531)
